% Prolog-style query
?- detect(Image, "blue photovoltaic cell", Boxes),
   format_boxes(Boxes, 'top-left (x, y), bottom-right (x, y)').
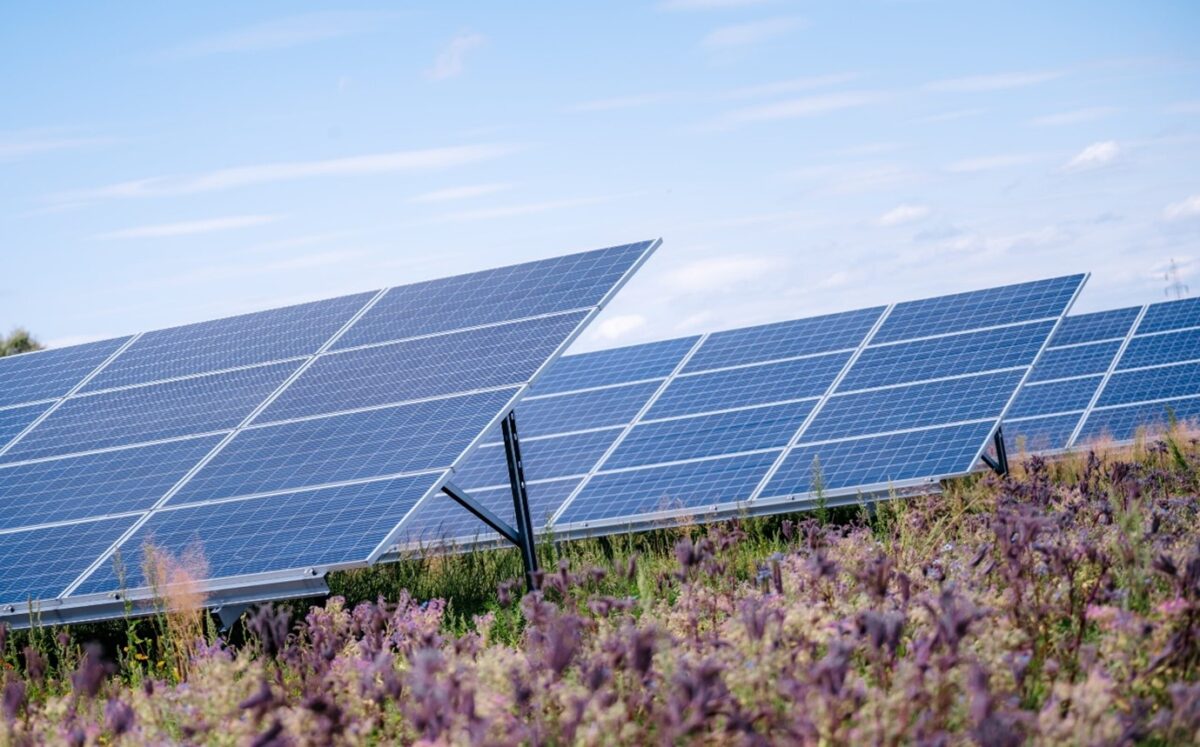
top-left (872, 275), bottom-right (1083, 344)
top-left (1097, 362), bottom-right (1200, 407)
top-left (1049, 307), bottom-right (1139, 346)
top-left (0, 436), bottom-right (222, 529)
top-left (803, 371), bottom-right (1023, 442)
top-left (401, 478), bottom-right (582, 545)
top-left (171, 389), bottom-right (517, 505)
top-left (1029, 341), bottom-right (1121, 382)
top-left (559, 452), bottom-right (780, 525)
top-left (1117, 328), bottom-right (1200, 370)
top-left (1006, 376), bottom-right (1102, 419)
top-left (0, 403), bottom-right (49, 451)
top-left (841, 321), bottom-right (1054, 391)
top-left (0, 336), bottom-right (129, 408)
top-left (648, 353), bottom-right (849, 419)
top-left (533, 337), bottom-right (697, 395)
top-left (0, 517), bottom-right (136, 605)
top-left (605, 401), bottom-right (814, 470)
top-left (1137, 298), bottom-right (1200, 335)
top-left (1078, 397), bottom-right (1200, 444)
top-left (453, 428), bottom-right (620, 488)
top-left (261, 312), bottom-right (587, 423)
top-left (74, 474), bottom-right (443, 596)
top-left (514, 382), bottom-right (659, 437)
top-left (335, 242), bottom-right (651, 348)
top-left (683, 307), bottom-right (883, 372)
top-left (1003, 413), bottom-right (1082, 454)
top-left (2, 362), bottom-right (298, 463)
top-left (85, 293), bottom-right (372, 392)
top-left (762, 421), bottom-right (995, 498)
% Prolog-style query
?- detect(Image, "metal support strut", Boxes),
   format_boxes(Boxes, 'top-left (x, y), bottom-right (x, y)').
top-left (440, 411), bottom-right (540, 592)
top-left (981, 426), bottom-right (1010, 476)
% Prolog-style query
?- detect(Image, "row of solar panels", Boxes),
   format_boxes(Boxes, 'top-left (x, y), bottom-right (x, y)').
top-left (0, 242), bottom-right (657, 623)
top-left (397, 294), bottom-right (1200, 553)
top-left (1004, 298), bottom-right (1200, 453)
top-left (2, 239), bottom-right (1189, 628)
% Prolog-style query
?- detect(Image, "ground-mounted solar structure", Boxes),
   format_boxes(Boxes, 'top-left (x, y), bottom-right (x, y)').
top-left (394, 274), bottom-right (1086, 549)
top-left (1004, 297), bottom-right (1200, 453)
top-left (0, 240), bottom-right (658, 628)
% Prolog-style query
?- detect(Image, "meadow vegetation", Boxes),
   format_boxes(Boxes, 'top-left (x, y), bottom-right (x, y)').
top-left (2, 426), bottom-right (1199, 744)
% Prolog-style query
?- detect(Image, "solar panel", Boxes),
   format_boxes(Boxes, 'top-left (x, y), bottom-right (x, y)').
top-left (1003, 297), bottom-right (1200, 454)
top-left (0, 240), bottom-right (657, 626)
top-left (394, 274), bottom-right (1084, 547)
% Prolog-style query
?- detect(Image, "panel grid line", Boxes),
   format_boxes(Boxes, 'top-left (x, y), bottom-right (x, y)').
top-left (747, 305), bottom-right (893, 501)
top-left (547, 334), bottom-right (709, 526)
top-left (967, 273), bottom-right (1087, 469)
top-left (58, 289), bottom-right (390, 598)
top-left (376, 240), bottom-right (663, 559)
top-left (1067, 305), bottom-right (1149, 448)
top-left (0, 333), bottom-right (144, 457)
top-left (863, 316), bottom-right (1059, 349)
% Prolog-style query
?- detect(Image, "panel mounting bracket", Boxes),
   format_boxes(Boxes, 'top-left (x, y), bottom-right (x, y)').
top-left (981, 426), bottom-right (1010, 476)
top-left (441, 411), bottom-right (540, 591)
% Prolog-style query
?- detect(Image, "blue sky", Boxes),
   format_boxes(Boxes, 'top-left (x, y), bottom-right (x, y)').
top-left (2, 1), bottom-right (1198, 351)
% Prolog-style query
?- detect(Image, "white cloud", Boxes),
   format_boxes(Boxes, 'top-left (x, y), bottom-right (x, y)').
top-left (1164, 195), bottom-right (1200, 220)
top-left (571, 93), bottom-right (671, 112)
top-left (169, 12), bottom-right (390, 57)
top-left (661, 0), bottom-right (771, 9)
top-left (665, 254), bottom-right (775, 293)
top-left (436, 196), bottom-right (609, 222)
top-left (62, 144), bottom-right (516, 201)
top-left (594, 314), bottom-right (646, 341)
top-left (720, 73), bottom-right (859, 100)
top-left (94, 214), bottom-right (280, 240)
top-left (924, 70), bottom-right (1064, 93)
top-left (818, 271), bottom-right (851, 288)
top-left (426, 33), bottom-right (485, 80)
top-left (1029, 107), bottom-right (1117, 127)
top-left (913, 108), bottom-right (985, 124)
top-left (1063, 141), bottom-right (1119, 171)
top-left (702, 17), bottom-right (806, 49)
top-left (710, 91), bottom-right (882, 128)
top-left (946, 153), bottom-right (1039, 173)
top-left (0, 131), bottom-right (113, 161)
top-left (411, 183), bottom-right (511, 203)
top-left (44, 333), bottom-right (115, 349)
top-left (877, 204), bottom-right (931, 226)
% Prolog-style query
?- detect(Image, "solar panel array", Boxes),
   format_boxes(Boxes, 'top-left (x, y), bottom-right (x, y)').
top-left (395, 274), bottom-right (1085, 548)
top-left (1004, 297), bottom-right (1200, 453)
top-left (0, 241), bottom-right (657, 625)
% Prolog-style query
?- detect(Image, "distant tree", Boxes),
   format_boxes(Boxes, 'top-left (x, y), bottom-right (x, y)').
top-left (1, 327), bottom-right (42, 357)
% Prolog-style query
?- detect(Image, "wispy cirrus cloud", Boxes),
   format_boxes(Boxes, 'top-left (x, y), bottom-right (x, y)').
top-left (94, 214), bottom-right (280, 240)
top-left (571, 93), bottom-right (674, 112)
top-left (877, 204), bottom-right (930, 226)
top-left (411, 183), bottom-right (511, 203)
top-left (426, 33), bottom-right (485, 80)
top-left (660, 0), bottom-right (772, 9)
top-left (1029, 106), bottom-right (1117, 127)
top-left (924, 70), bottom-right (1064, 93)
top-left (946, 153), bottom-right (1041, 173)
top-left (434, 195), bottom-right (611, 222)
top-left (1063, 140), bottom-right (1120, 171)
top-left (59, 144), bottom-right (517, 202)
top-left (0, 130), bottom-right (114, 162)
top-left (720, 73), bottom-right (860, 100)
top-left (168, 12), bottom-right (393, 57)
top-left (702, 17), bottom-right (806, 49)
top-left (1163, 195), bottom-right (1200, 220)
top-left (708, 91), bottom-right (883, 129)
top-left (665, 254), bottom-right (777, 293)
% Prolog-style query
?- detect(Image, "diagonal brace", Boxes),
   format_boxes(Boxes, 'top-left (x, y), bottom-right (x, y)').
top-left (441, 410), bottom-right (541, 591)
top-left (981, 426), bottom-right (1010, 476)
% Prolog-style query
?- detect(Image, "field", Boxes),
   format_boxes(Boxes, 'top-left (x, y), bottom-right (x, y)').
top-left (2, 430), bottom-right (1200, 745)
